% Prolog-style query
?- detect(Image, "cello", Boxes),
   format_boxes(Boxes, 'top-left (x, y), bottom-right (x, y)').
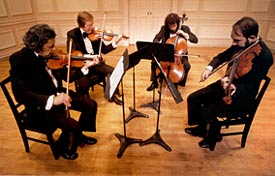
top-left (156, 13), bottom-right (188, 83)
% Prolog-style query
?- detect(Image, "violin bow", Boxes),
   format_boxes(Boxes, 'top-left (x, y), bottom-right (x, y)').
top-left (202, 38), bottom-right (261, 82)
top-left (66, 38), bottom-right (73, 117)
top-left (98, 12), bottom-right (107, 57)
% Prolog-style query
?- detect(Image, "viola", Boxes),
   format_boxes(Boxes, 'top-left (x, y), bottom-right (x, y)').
top-left (88, 27), bottom-right (129, 41)
top-left (223, 40), bottom-right (262, 104)
top-left (47, 49), bottom-right (98, 69)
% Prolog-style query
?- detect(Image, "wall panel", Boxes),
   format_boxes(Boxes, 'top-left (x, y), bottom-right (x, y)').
top-left (36, 0), bottom-right (55, 13)
top-left (0, 30), bottom-right (16, 50)
top-left (56, 0), bottom-right (98, 12)
top-left (10, 0), bottom-right (32, 15)
top-left (0, 0), bottom-right (8, 17)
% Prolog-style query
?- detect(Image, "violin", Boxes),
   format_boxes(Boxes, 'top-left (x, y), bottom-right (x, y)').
top-left (223, 39), bottom-right (262, 104)
top-left (47, 49), bottom-right (98, 69)
top-left (156, 13), bottom-right (188, 83)
top-left (88, 27), bottom-right (129, 41)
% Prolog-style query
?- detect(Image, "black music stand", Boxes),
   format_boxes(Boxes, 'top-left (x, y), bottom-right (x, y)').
top-left (139, 53), bottom-right (183, 152)
top-left (124, 45), bottom-right (150, 123)
top-left (136, 41), bottom-right (175, 113)
top-left (105, 49), bottom-right (142, 158)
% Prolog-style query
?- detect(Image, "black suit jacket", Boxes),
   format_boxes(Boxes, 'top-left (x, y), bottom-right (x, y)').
top-left (153, 25), bottom-right (198, 44)
top-left (9, 47), bottom-right (84, 111)
top-left (67, 27), bottom-right (115, 55)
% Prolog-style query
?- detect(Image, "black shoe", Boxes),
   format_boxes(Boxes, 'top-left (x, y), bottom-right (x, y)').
top-left (146, 81), bottom-right (158, 91)
top-left (198, 139), bottom-right (210, 148)
top-left (61, 151), bottom-right (78, 160)
top-left (198, 135), bottom-right (223, 149)
top-left (185, 126), bottom-right (206, 137)
top-left (109, 95), bottom-right (123, 105)
top-left (80, 135), bottom-right (97, 145)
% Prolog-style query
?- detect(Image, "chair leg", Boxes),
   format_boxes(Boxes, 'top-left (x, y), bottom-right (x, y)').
top-left (47, 133), bottom-right (60, 160)
top-left (19, 128), bottom-right (30, 153)
top-left (241, 123), bottom-right (252, 148)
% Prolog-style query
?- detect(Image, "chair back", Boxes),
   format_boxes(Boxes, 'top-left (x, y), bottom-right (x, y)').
top-left (0, 76), bottom-right (60, 159)
top-left (1, 76), bottom-right (27, 125)
top-left (208, 76), bottom-right (271, 151)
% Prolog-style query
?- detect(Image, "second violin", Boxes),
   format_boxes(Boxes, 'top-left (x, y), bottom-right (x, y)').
top-left (88, 27), bottom-right (129, 42)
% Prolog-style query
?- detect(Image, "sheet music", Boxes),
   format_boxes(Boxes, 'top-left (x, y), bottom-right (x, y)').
top-left (106, 49), bottom-right (129, 99)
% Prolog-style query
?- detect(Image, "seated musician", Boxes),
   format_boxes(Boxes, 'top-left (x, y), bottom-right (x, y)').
top-left (146, 13), bottom-right (198, 91)
top-left (67, 11), bottom-right (124, 105)
top-left (9, 24), bottom-right (100, 160)
top-left (185, 17), bottom-right (273, 149)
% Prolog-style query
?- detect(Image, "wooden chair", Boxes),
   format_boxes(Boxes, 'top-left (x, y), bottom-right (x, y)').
top-left (207, 76), bottom-right (271, 151)
top-left (0, 76), bottom-right (60, 159)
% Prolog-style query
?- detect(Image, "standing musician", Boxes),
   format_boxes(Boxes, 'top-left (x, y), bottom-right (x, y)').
top-left (9, 24), bottom-right (100, 160)
top-left (146, 13), bottom-right (198, 91)
top-left (185, 17), bottom-right (273, 149)
top-left (67, 11), bottom-right (124, 105)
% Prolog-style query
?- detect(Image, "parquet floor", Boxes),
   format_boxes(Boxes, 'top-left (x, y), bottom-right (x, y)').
top-left (0, 45), bottom-right (274, 175)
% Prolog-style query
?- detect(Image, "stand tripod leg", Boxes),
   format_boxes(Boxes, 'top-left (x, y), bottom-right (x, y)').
top-left (115, 133), bottom-right (142, 158)
top-left (125, 107), bottom-right (149, 123)
top-left (140, 89), bottom-right (161, 113)
top-left (139, 129), bottom-right (172, 152)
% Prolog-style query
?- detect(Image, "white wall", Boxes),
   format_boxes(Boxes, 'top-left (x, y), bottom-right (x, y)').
top-left (0, 0), bottom-right (274, 60)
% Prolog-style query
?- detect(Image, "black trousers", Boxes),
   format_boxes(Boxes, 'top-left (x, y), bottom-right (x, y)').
top-left (75, 63), bottom-right (119, 97)
top-left (187, 80), bottom-right (253, 128)
top-left (27, 90), bottom-right (97, 152)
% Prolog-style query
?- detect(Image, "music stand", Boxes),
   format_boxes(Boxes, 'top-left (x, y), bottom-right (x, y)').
top-left (124, 45), bottom-right (150, 123)
top-left (136, 41), bottom-right (175, 112)
top-left (140, 53), bottom-right (183, 152)
top-left (105, 49), bottom-right (142, 158)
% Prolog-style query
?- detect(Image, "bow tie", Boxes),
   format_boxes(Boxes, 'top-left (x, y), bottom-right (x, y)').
top-left (83, 32), bottom-right (88, 39)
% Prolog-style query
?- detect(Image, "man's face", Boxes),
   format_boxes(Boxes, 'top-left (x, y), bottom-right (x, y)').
top-left (82, 19), bottom-right (94, 34)
top-left (168, 23), bottom-right (178, 33)
top-left (231, 29), bottom-right (247, 48)
top-left (38, 38), bottom-right (55, 57)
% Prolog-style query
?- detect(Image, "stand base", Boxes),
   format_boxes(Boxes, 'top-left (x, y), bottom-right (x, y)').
top-left (140, 99), bottom-right (160, 113)
top-left (115, 133), bottom-right (142, 158)
top-left (125, 107), bottom-right (149, 123)
top-left (140, 129), bottom-right (172, 152)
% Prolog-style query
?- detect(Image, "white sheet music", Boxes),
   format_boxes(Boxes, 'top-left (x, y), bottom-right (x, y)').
top-left (108, 55), bottom-right (125, 99)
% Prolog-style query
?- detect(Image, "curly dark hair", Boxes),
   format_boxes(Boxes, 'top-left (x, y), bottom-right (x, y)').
top-left (23, 24), bottom-right (56, 52)
top-left (233, 17), bottom-right (259, 38)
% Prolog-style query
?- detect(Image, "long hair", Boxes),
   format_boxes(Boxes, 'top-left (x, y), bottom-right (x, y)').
top-left (164, 13), bottom-right (181, 32)
top-left (77, 11), bottom-right (94, 28)
top-left (23, 24), bottom-right (56, 52)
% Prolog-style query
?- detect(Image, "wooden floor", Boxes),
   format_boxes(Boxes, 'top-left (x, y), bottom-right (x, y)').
top-left (0, 45), bottom-right (274, 175)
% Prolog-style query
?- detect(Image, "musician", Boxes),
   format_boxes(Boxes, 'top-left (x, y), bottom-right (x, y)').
top-left (146, 13), bottom-right (198, 91)
top-left (9, 24), bottom-right (100, 160)
top-left (185, 17), bottom-right (273, 148)
top-left (67, 11), bottom-right (123, 105)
